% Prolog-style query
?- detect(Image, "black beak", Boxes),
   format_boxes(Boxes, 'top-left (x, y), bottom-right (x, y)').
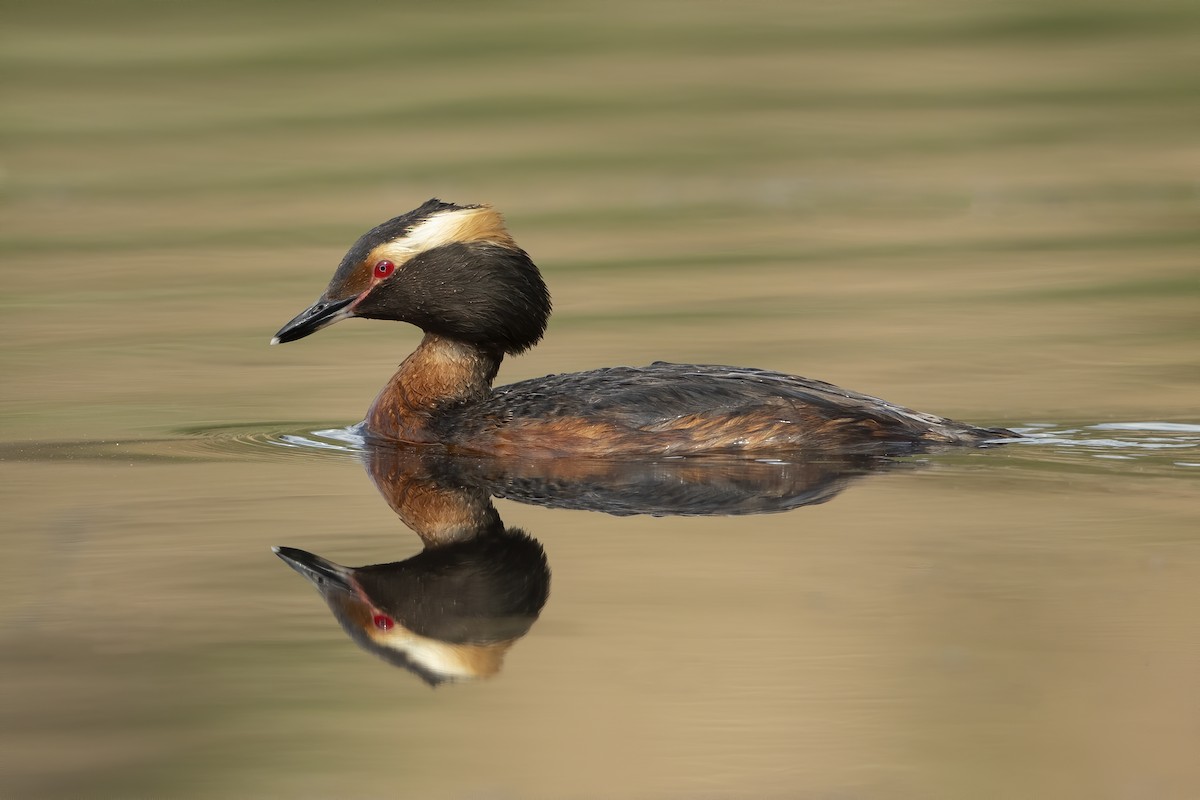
top-left (270, 295), bottom-right (358, 345)
top-left (273, 546), bottom-right (356, 595)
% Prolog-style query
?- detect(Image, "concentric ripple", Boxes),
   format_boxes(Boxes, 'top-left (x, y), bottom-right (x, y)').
top-left (0, 423), bottom-right (366, 463)
top-left (178, 423), bottom-right (367, 461)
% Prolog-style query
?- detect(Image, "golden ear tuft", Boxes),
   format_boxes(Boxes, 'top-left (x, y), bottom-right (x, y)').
top-left (373, 206), bottom-right (514, 265)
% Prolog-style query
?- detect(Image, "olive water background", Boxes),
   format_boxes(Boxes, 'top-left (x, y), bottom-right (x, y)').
top-left (2, 1), bottom-right (1199, 797)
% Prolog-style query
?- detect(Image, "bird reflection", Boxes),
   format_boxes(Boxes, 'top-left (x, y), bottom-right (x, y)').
top-left (275, 447), bottom-right (551, 686)
top-left (275, 445), bottom-right (900, 685)
top-left (273, 533), bottom-right (548, 686)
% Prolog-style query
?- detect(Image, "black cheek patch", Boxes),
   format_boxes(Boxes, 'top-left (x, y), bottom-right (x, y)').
top-left (359, 241), bottom-right (550, 355)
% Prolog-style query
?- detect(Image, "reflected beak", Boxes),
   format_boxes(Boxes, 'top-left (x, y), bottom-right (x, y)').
top-left (270, 294), bottom-right (358, 345)
top-left (273, 546), bottom-right (356, 595)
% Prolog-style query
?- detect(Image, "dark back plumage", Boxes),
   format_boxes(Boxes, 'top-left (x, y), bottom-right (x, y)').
top-left (437, 362), bottom-right (1009, 455)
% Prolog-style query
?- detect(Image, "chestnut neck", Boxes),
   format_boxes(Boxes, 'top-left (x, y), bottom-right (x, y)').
top-left (366, 333), bottom-right (502, 443)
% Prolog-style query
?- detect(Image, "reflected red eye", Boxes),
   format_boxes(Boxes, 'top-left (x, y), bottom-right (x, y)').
top-left (373, 260), bottom-right (395, 279)
top-left (372, 614), bottom-right (394, 631)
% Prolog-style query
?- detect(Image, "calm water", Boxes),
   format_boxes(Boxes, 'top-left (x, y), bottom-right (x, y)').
top-left (3, 1), bottom-right (1199, 798)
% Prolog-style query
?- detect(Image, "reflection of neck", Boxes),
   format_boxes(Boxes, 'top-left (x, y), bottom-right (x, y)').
top-left (366, 333), bottom-right (501, 443)
top-left (366, 445), bottom-right (501, 548)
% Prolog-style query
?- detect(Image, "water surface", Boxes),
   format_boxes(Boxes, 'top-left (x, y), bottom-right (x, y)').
top-left (2, 1), bottom-right (1199, 798)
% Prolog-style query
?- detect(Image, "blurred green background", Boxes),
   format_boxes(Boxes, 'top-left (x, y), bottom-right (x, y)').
top-left (2, 1), bottom-right (1199, 798)
top-left (4, 0), bottom-right (1198, 442)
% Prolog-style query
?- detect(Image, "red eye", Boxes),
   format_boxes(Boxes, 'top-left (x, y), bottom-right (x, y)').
top-left (372, 614), bottom-right (394, 631)
top-left (373, 260), bottom-right (395, 279)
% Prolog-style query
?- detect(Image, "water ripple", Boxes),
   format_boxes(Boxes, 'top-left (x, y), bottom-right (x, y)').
top-left (179, 423), bottom-right (366, 460)
top-left (997, 421), bottom-right (1200, 473)
top-left (3, 420), bottom-right (1196, 475)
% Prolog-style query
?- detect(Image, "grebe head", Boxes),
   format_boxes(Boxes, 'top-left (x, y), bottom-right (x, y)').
top-left (272, 199), bottom-right (550, 355)
top-left (272, 538), bottom-right (550, 685)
